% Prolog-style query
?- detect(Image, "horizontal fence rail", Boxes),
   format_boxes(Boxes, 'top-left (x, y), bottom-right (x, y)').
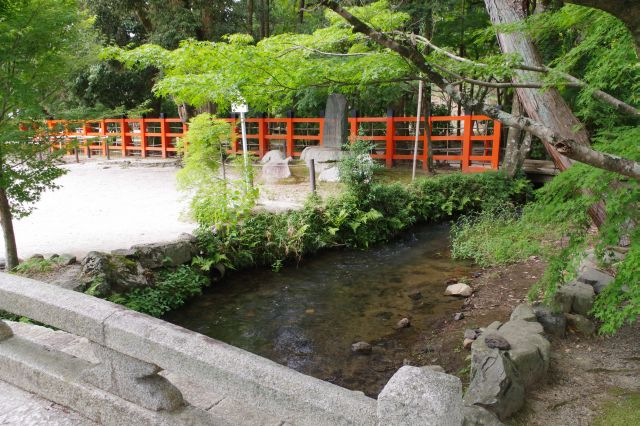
top-left (46, 115), bottom-right (501, 171)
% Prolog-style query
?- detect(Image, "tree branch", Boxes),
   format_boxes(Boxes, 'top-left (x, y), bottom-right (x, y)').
top-left (319, 0), bottom-right (640, 180)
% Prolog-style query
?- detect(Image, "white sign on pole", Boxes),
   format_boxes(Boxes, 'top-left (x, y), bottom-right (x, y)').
top-left (232, 102), bottom-right (251, 190)
top-left (231, 103), bottom-right (249, 113)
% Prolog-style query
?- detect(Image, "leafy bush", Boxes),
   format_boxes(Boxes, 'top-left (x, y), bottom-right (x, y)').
top-left (197, 172), bottom-right (532, 271)
top-left (451, 127), bottom-right (640, 334)
top-left (108, 266), bottom-right (209, 317)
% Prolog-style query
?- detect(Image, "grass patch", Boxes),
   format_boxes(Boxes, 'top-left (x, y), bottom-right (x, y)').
top-left (594, 390), bottom-right (640, 426)
top-left (12, 257), bottom-right (63, 275)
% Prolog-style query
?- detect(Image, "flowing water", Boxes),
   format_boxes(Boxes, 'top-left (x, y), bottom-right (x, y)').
top-left (165, 224), bottom-right (474, 397)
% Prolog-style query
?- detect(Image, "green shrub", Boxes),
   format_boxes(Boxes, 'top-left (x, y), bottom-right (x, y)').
top-left (108, 266), bottom-right (209, 317)
top-left (196, 171), bottom-right (532, 271)
top-left (13, 257), bottom-right (62, 275)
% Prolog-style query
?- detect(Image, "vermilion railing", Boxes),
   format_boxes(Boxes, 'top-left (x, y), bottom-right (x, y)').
top-left (46, 115), bottom-right (501, 171)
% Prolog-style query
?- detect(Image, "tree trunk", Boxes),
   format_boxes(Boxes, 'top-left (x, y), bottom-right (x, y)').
top-left (248, 0), bottom-right (254, 36)
top-left (484, 0), bottom-right (606, 226)
top-left (502, 96), bottom-right (524, 176)
top-left (0, 187), bottom-right (18, 270)
top-left (299, 0), bottom-right (305, 24)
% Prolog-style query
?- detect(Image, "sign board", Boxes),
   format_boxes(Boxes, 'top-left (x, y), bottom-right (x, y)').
top-left (232, 103), bottom-right (248, 113)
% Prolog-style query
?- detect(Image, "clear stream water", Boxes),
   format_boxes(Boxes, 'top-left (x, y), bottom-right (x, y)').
top-left (164, 224), bottom-right (474, 397)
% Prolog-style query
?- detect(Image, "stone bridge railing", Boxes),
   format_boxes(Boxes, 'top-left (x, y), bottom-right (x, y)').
top-left (0, 273), bottom-right (463, 426)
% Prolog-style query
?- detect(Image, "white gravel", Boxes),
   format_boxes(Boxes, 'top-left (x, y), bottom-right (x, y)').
top-left (2, 160), bottom-right (195, 260)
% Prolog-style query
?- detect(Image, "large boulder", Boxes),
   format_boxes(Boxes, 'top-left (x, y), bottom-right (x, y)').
top-left (555, 281), bottom-right (595, 315)
top-left (533, 304), bottom-right (566, 337)
top-left (565, 313), bottom-right (596, 335)
top-left (261, 156), bottom-right (292, 180)
top-left (378, 366), bottom-right (464, 426)
top-left (300, 146), bottom-right (343, 173)
top-left (130, 234), bottom-right (198, 269)
top-left (318, 166), bottom-right (340, 182)
top-left (260, 149), bottom-right (286, 164)
top-left (463, 348), bottom-right (525, 420)
top-left (577, 267), bottom-right (614, 294)
top-left (497, 320), bottom-right (549, 387)
top-left (509, 304), bottom-right (536, 322)
top-left (81, 251), bottom-right (151, 296)
top-left (462, 405), bottom-right (504, 426)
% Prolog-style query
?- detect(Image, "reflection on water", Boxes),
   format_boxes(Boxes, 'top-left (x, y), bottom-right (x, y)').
top-left (164, 224), bottom-right (473, 397)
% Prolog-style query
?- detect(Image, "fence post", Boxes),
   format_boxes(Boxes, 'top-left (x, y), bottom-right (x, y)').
top-left (462, 115), bottom-right (472, 171)
top-left (309, 159), bottom-right (316, 194)
top-left (492, 119), bottom-right (502, 170)
top-left (160, 113), bottom-right (168, 159)
top-left (385, 109), bottom-right (394, 168)
top-left (83, 121), bottom-right (91, 158)
top-left (286, 111), bottom-right (294, 159)
top-left (120, 117), bottom-right (127, 158)
top-left (349, 109), bottom-right (358, 143)
top-left (140, 116), bottom-right (147, 158)
top-left (258, 114), bottom-right (268, 157)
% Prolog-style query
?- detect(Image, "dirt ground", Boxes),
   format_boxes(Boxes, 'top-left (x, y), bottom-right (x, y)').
top-left (419, 258), bottom-right (640, 426)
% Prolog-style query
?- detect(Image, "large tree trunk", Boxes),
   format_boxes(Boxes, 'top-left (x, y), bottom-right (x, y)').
top-left (484, 0), bottom-right (606, 225)
top-left (502, 97), bottom-right (524, 176)
top-left (0, 188), bottom-right (18, 270)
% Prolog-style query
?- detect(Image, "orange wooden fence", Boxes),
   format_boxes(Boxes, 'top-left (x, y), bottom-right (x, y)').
top-left (46, 114), bottom-right (501, 171)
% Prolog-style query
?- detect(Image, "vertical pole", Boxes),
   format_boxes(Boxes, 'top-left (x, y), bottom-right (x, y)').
top-left (258, 114), bottom-right (267, 157)
top-left (462, 115), bottom-right (472, 171)
top-left (83, 122), bottom-right (90, 158)
top-left (140, 117), bottom-right (147, 158)
top-left (349, 109), bottom-right (358, 143)
top-left (240, 111), bottom-right (250, 190)
top-left (492, 120), bottom-right (502, 170)
top-left (385, 109), bottom-right (394, 168)
top-left (412, 80), bottom-right (424, 181)
top-left (160, 114), bottom-right (168, 159)
top-left (309, 158), bottom-right (316, 194)
top-left (317, 118), bottom-right (324, 148)
top-left (100, 120), bottom-right (107, 158)
top-left (120, 118), bottom-right (127, 157)
top-left (286, 111), bottom-right (294, 158)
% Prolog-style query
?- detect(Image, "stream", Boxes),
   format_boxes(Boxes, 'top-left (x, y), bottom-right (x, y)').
top-left (164, 224), bottom-right (474, 397)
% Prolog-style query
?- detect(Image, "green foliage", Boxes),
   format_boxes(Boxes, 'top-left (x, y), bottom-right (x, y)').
top-left (108, 266), bottom-right (209, 317)
top-left (177, 114), bottom-right (258, 230)
top-left (196, 172), bottom-right (532, 271)
top-left (12, 257), bottom-right (62, 275)
top-left (452, 127), bottom-right (640, 333)
top-left (451, 208), bottom-right (555, 267)
top-left (338, 139), bottom-right (381, 198)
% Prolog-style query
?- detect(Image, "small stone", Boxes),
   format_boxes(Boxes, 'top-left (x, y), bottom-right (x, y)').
top-left (484, 333), bottom-right (511, 350)
top-left (577, 267), bottom-right (614, 294)
top-left (421, 365), bottom-right (445, 373)
top-left (351, 341), bottom-right (372, 354)
top-left (471, 271), bottom-right (482, 278)
top-left (407, 290), bottom-right (422, 300)
top-left (445, 283), bottom-right (473, 297)
top-left (464, 329), bottom-right (478, 340)
top-left (463, 338), bottom-right (474, 350)
top-left (29, 254), bottom-right (44, 260)
top-left (445, 278), bottom-right (458, 285)
top-left (395, 317), bottom-right (411, 329)
top-left (0, 321), bottom-right (13, 341)
top-left (453, 312), bottom-right (465, 321)
top-left (49, 254), bottom-right (60, 260)
top-left (58, 254), bottom-right (77, 266)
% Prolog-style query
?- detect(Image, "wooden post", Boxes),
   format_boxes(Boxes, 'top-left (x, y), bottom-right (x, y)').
top-left (140, 117), bottom-right (147, 158)
top-left (309, 159), bottom-right (316, 194)
top-left (258, 115), bottom-right (267, 157)
top-left (286, 111), bottom-right (294, 159)
top-left (100, 120), bottom-right (107, 157)
top-left (349, 109), bottom-right (358, 143)
top-left (120, 118), bottom-right (127, 157)
top-left (160, 114), bottom-right (168, 159)
top-left (462, 115), bottom-right (472, 171)
top-left (492, 119), bottom-right (502, 170)
top-left (231, 114), bottom-right (238, 155)
top-left (385, 109), bottom-right (394, 168)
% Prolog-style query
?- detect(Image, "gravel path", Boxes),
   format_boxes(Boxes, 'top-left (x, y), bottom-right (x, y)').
top-left (2, 160), bottom-right (195, 260)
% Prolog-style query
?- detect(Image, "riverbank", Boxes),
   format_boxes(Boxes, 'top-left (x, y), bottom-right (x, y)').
top-left (419, 257), bottom-right (640, 426)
